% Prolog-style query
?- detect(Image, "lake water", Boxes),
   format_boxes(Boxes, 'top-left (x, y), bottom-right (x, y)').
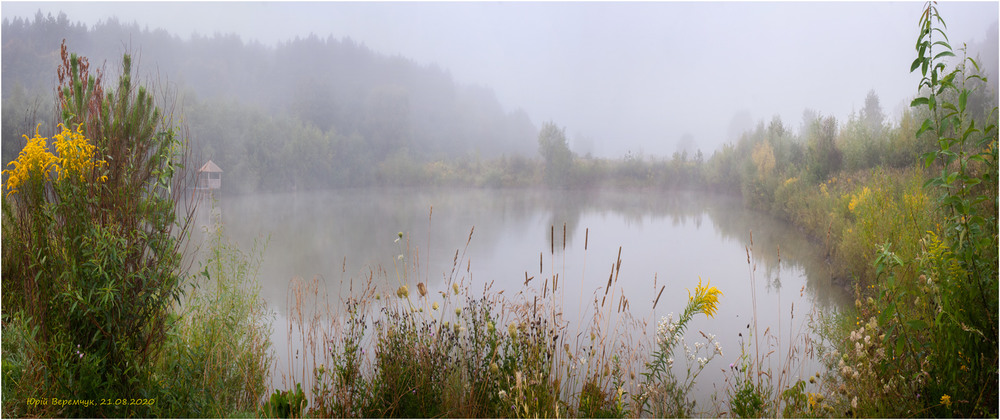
top-left (195, 187), bottom-right (850, 407)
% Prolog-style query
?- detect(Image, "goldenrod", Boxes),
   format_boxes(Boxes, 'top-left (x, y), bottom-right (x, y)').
top-left (688, 277), bottom-right (723, 318)
top-left (3, 124), bottom-right (57, 196)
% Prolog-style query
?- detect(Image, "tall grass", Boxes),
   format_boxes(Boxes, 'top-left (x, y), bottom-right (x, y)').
top-left (152, 227), bottom-right (274, 417)
top-left (266, 208), bottom-right (844, 419)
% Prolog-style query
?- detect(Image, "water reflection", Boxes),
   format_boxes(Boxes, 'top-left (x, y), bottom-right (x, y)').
top-left (194, 188), bottom-right (850, 401)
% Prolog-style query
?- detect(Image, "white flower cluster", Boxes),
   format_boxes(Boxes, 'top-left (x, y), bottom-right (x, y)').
top-left (656, 313), bottom-right (678, 350)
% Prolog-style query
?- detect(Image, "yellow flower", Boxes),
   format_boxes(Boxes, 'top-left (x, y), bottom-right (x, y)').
top-left (432, 302), bottom-right (439, 311)
top-left (396, 285), bottom-right (409, 299)
top-left (848, 187), bottom-right (870, 213)
top-left (940, 394), bottom-right (951, 408)
top-left (52, 123), bottom-right (105, 182)
top-left (3, 124), bottom-right (58, 196)
top-left (688, 277), bottom-right (723, 318)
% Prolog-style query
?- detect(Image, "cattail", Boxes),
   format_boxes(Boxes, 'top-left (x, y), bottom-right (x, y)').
top-left (562, 222), bottom-right (566, 251)
top-left (540, 252), bottom-right (543, 274)
top-left (614, 247), bottom-right (622, 283)
top-left (605, 265), bottom-right (613, 295)
top-left (551, 225), bottom-right (555, 255)
top-left (653, 286), bottom-right (665, 309)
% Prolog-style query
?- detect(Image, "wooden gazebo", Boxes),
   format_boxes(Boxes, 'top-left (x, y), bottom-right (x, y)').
top-left (197, 160), bottom-right (223, 191)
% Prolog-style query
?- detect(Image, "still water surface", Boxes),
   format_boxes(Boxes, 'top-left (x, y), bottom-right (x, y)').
top-left (200, 187), bottom-right (850, 404)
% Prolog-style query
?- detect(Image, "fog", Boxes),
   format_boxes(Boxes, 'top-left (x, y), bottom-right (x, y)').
top-left (3, 1), bottom-right (997, 157)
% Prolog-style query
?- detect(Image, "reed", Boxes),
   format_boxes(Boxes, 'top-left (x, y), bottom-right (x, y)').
top-left (271, 214), bottom-right (755, 418)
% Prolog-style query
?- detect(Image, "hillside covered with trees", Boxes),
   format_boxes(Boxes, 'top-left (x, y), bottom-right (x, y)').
top-left (2, 11), bottom-right (538, 193)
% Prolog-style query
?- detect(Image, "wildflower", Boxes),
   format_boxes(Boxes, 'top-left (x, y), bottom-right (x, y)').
top-left (940, 394), bottom-right (951, 408)
top-left (453, 283), bottom-right (460, 295)
top-left (417, 282), bottom-right (427, 297)
top-left (697, 357), bottom-right (707, 368)
top-left (455, 307), bottom-right (462, 317)
top-left (432, 302), bottom-right (439, 311)
top-left (487, 321), bottom-right (495, 334)
top-left (395, 232), bottom-right (403, 243)
top-left (3, 124), bottom-right (58, 196)
top-left (851, 396), bottom-right (858, 408)
top-left (714, 341), bottom-right (723, 356)
top-left (688, 277), bottom-right (722, 318)
top-left (509, 322), bottom-right (517, 337)
top-left (656, 314), bottom-right (677, 347)
top-left (498, 390), bottom-right (507, 400)
top-left (490, 362), bottom-right (499, 375)
top-left (396, 285), bottom-right (409, 299)
top-left (52, 123), bottom-right (105, 182)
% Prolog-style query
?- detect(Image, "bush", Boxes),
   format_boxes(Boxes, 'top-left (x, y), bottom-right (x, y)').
top-left (1, 42), bottom-right (193, 417)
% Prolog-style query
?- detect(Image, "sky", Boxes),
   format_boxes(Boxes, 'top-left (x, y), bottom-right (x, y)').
top-left (2, 1), bottom-right (998, 157)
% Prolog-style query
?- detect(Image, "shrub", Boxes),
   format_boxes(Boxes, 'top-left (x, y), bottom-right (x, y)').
top-left (1, 42), bottom-right (194, 417)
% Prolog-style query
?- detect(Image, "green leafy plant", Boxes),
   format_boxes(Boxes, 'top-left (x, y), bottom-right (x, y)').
top-left (263, 384), bottom-right (307, 418)
top-left (909, 2), bottom-right (998, 416)
top-left (1, 41), bottom-right (195, 417)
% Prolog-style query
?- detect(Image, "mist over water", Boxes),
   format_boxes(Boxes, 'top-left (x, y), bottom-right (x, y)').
top-left (194, 188), bottom-right (850, 400)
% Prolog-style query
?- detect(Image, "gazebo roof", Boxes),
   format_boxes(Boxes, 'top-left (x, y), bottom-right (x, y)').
top-left (198, 160), bottom-right (223, 173)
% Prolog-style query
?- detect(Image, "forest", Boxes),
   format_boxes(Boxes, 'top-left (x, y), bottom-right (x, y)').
top-left (2, 11), bottom-right (538, 192)
top-left (1, 4), bottom-right (997, 418)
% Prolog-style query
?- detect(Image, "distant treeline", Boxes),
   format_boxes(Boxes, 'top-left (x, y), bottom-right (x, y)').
top-left (2, 11), bottom-right (537, 193)
top-left (2, 11), bottom-right (997, 195)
